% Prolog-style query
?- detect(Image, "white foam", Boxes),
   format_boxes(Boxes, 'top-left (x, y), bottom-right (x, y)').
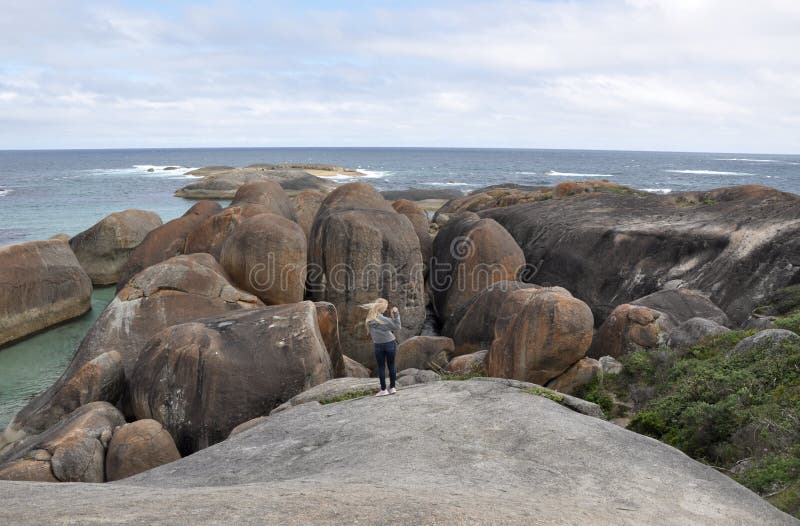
top-left (0, 189), bottom-right (11, 197)
top-left (515, 171), bottom-right (537, 175)
top-left (424, 181), bottom-right (476, 187)
top-left (665, 169), bottom-right (753, 176)
top-left (318, 169), bottom-right (390, 182)
top-left (544, 170), bottom-right (614, 177)
top-left (82, 165), bottom-right (199, 178)
top-left (641, 188), bottom-right (673, 194)
top-left (715, 158), bottom-right (796, 164)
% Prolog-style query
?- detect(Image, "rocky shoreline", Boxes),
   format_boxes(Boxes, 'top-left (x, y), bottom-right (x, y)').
top-left (1, 165), bottom-right (799, 524)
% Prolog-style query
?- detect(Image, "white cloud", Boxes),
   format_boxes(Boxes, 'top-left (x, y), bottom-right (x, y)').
top-left (0, 0), bottom-right (797, 152)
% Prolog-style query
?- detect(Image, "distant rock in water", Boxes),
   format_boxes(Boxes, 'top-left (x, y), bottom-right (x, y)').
top-left (381, 188), bottom-right (464, 201)
top-left (482, 185), bottom-right (800, 325)
top-left (1, 380), bottom-right (794, 524)
top-left (174, 164), bottom-right (362, 199)
top-left (0, 239), bottom-right (92, 347)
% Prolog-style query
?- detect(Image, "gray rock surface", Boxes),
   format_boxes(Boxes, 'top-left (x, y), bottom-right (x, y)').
top-left (667, 317), bottom-right (730, 349)
top-left (396, 368), bottom-right (441, 387)
top-left (731, 329), bottom-right (800, 355)
top-left (271, 377), bottom-right (377, 414)
top-left (1, 380), bottom-right (795, 525)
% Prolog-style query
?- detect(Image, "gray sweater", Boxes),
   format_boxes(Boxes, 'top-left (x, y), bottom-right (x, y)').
top-left (367, 312), bottom-right (401, 344)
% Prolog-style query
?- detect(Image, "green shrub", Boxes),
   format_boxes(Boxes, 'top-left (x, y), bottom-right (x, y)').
top-left (318, 389), bottom-right (373, 405)
top-left (775, 312), bottom-right (800, 335)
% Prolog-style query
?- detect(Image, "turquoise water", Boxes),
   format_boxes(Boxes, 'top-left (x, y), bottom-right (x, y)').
top-left (0, 287), bottom-right (116, 430)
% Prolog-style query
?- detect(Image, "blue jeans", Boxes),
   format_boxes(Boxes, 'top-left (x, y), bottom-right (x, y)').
top-left (374, 340), bottom-right (397, 390)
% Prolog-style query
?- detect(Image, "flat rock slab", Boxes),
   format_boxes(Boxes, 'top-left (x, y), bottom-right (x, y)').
top-left (0, 380), bottom-right (795, 525)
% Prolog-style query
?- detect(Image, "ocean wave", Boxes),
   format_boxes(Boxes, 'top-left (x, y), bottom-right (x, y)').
top-left (665, 169), bottom-right (753, 176)
top-left (82, 165), bottom-right (199, 178)
top-left (319, 169), bottom-right (390, 182)
top-left (641, 188), bottom-right (673, 194)
top-left (0, 189), bottom-right (12, 197)
top-left (715, 158), bottom-right (797, 164)
top-left (544, 170), bottom-right (615, 177)
top-left (515, 171), bottom-right (537, 175)
top-left (423, 181), bottom-right (476, 187)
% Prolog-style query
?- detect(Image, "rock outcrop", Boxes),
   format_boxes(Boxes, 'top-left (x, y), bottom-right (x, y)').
top-left (482, 185), bottom-right (800, 325)
top-left (183, 204), bottom-right (273, 259)
top-left (589, 304), bottom-right (664, 359)
top-left (69, 210), bottom-right (162, 285)
top-left (308, 182), bottom-right (425, 368)
top-left (430, 212), bottom-right (525, 321)
top-left (105, 420), bottom-right (181, 481)
top-left (546, 357), bottom-right (602, 395)
top-left (0, 351), bottom-right (124, 446)
top-left (128, 303), bottom-right (333, 454)
top-left (0, 402), bottom-right (124, 483)
top-left (219, 214), bottom-right (307, 305)
top-left (486, 287), bottom-right (594, 385)
top-left (3, 254), bottom-right (262, 445)
top-left (441, 280), bottom-right (538, 356)
top-left (174, 165), bottom-right (344, 199)
top-left (1, 380), bottom-right (793, 525)
top-left (631, 288), bottom-right (730, 330)
top-left (292, 189), bottom-right (326, 240)
top-left (228, 181), bottom-right (297, 221)
top-left (391, 199), bottom-right (432, 266)
top-left (315, 302), bottom-right (346, 378)
top-left (0, 239), bottom-right (92, 347)
top-left (117, 201), bottom-right (221, 290)
top-left (395, 336), bottom-right (454, 372)
top-left (667, 317), bottom-right (730, 350)
top-left (444, 350), bottom-right (488, 376)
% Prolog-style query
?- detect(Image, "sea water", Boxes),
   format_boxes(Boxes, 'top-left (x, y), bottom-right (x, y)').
top-left (1, 147), bottom-right (799, 428)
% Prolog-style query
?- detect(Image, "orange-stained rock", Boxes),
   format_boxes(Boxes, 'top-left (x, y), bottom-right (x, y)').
top-left (486, 288), bottom-right (594, 385)
top-left (292, 189), bottom-right (326, 240)
top-left (589, 304), bottom-right (663, 359)
top-left (391, 199), bottom-right (432, 267)
top-left (228, 181), bottom-right (297, 221)
top-left (184, 204), bottom-right (274, 260)
top-left (546, 358), bottom-right (602, 395)
top-left (396, 336), bottom-right (454, 372)
top-left (430, 212), bottom-right (525, 321)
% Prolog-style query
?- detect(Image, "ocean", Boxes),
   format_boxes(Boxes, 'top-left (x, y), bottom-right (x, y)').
top-left (1, 147), bottom-right (799, 428)
top-left (1, 147), bottom-right (799, 246)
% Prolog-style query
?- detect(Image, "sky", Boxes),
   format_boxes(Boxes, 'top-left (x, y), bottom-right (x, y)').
top-left (0, 0), bottom-right (798, 153)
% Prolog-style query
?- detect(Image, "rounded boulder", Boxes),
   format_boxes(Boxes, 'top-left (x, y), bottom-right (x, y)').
top-left (106, 420), bottom-right (181, 481)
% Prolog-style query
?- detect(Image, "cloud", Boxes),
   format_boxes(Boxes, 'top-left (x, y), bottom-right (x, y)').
top-left (0, 0), bottom-right (798, 152)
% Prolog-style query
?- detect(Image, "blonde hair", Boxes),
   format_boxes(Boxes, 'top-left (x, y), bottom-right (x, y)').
top-left (361, 298), bottom-right (389, 332)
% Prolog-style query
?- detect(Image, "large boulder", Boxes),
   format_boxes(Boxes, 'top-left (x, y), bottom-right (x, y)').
top-left (429, 212), bottom-right (525, 321)
top-left (0, 239), bottom-right (92, 347)
top-left (2, 380), bottom-right (794, 524)
top-left (105, 420), bottom-right (181, 481)
top-left (308, 182), bottom-right (425, 369)
top-left (546, 357), bottom-right (602, 395)
top-left (486, 287), bottom-right (594, 385)
top-left (69, 209), bottom-right (162, 285)
top-left (343, 356), bottom-right (370, 378)
top-left (183, 204), bottom-right (274, 260)
top-left (444, 350), bottom-right (488, 376)
top-left (315, 302), bottom-right (346, 378)
top-left (0, 402), bottom-right (124, 483)
top-left (391, 199), bottom-right (432, 266)
top-left (128, 302), bottom-right (333, 455)
top-left (3, 254), bottom-right (262, 445)
top-left (0, 351), bottom-right (124, 447)
top-left (441, 280), bottom-right (538, 356)
top-left (117, 201), bottom-right (222, 290)
top-left (631, 288), bottom-right (730, 330)
top-left (395, 336), bottom-right (454, 372)
top-left (219, 214), bottom-right (307, 305)
top-left (228, 181), bottom-right (297, 221)
top-left (667, 317), bottom-right (731, 350)
top-left (292, 189), bottom-right (326, 240)
top-left (730, 329), bottom-right (800, 356)
top-left (589, 304), bottom-right (664, 359)
top-left (482, 185), bottom-right (800, 325)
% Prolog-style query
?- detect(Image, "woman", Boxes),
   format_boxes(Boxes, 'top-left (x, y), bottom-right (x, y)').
top-left (363, 298), bottom-right (400, 396)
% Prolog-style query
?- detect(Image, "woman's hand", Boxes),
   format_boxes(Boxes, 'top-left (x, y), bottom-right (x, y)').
top-left (391, 307), bottom-right (399, 315)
